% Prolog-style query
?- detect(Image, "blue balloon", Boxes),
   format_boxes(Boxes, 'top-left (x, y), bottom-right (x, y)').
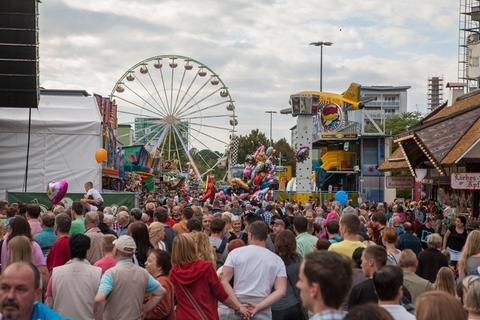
top-left (334, 191), bottom-right (348, 206)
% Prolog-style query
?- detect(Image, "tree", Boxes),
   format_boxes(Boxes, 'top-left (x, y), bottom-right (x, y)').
top-left (273, 138), bottom-right (296, 171)
top-left (385, 112), bottom-right (423, 136)
top-left (237, 129), bottom-right (269, 164)
top-left (384, 111), bottom-right (423, 154)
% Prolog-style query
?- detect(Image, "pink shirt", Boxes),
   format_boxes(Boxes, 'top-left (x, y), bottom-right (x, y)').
top-left (28, 219), bottom-right (43, 235)
top-left (94, 255), bottom-right (116, 274)
top-left (1, 237), bottom-right (46, 271)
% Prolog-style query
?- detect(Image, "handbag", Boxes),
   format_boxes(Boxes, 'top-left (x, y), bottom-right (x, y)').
top-left (286, 270), bottom-right (308, 320)
top-left (179, 284), bottom-right (209, 320)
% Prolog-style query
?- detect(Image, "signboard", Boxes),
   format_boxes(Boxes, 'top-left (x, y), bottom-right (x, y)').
top-left (320, 133), bottom-right (358, 140)
top-left (468, 42), bottom-right (480, 79)
top-left (385, 176), bottom-right (414, 189)
top-left (275, 166), bottom-right (292, 190)
top-left (451, 173), bottom-right (480, 190)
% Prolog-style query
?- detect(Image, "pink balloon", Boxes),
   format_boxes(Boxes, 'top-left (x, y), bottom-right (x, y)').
top-left (243, 165), bottom-right (253, 180)
top-left (254, 145), bottom-right (265, 160)
top-left (47, 179), bottom-right (68, 205)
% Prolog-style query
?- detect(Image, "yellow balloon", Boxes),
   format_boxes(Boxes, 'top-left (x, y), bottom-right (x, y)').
top-left (95, 148), bottom-right (108, 163)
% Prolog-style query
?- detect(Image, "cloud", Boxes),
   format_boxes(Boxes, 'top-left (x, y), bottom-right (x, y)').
top-left (38, 0), bottom-right (460, 146)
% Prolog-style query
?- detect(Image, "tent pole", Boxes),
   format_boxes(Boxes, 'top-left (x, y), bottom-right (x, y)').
top-left (24, 107), bottom-right (32, 192)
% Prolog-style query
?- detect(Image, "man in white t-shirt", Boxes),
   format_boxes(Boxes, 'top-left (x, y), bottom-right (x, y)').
top-left (84, 182), bottom-right (104, 207)
top-left (221, 221), bottom-right (287, 320)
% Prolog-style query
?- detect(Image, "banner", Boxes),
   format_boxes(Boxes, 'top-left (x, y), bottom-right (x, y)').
top-left (451, 173), bottom-right (480, 190)
top-left (385, 176), bottom-right (414, 189)
top-left (7, 192), bottom-right (136, 209)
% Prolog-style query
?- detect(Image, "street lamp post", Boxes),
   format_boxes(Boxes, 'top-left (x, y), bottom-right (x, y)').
top-left (309, 41), bottom-right (333, 92)
top-left (265, 111), bottom-right (277, 146)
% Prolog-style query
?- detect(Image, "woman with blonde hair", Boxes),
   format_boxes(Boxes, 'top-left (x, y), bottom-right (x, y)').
top-left (415, 291), bottom-right (467, 320)
top-left (323, 201), bottom-right (341, 227)
top-left (191, 205), bottom-right (203, 221)
top-left (170, 233), bottom-right (249, 320)
top-left (434, 266), bottom-right (457, 297)
top-left (221, 212), bottom-right (237, 242)
top-left (7, 235), bottom-right (33, 266)
top-left (458, 230), bottom-right (480, 280)
top-left (462, 276), bottom-right (480, 319)
top-left (190, 231), bottom-right (216, 266)
top-left (148, 222), bottom-right (167, 251)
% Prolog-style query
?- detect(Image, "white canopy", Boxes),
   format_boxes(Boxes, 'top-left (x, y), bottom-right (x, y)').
top-left (0, 90), bottom-right (103, 193)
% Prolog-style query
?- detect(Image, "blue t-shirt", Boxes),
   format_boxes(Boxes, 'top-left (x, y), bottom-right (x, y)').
top-left (328, 234), bottom-right (343, 244)
top-left (31, 301), bottom-right (67, 320)
top-left (33, 228), bottom-right (58, 256)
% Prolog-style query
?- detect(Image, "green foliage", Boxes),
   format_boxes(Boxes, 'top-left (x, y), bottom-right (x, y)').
top-left (385, 112), bottom-right (423, 136)
top-left (237, 129), bottom-right (269, 164)
top-left (385, 112), bottom-right (423, 153)
top-left (273, 138), bottom-right (296, 171)
top-left (396, 188), bottom-right (412, 199)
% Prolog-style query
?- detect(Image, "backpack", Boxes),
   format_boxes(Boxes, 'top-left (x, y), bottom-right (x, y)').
top-left (214, 237), bottom-right (228, 269)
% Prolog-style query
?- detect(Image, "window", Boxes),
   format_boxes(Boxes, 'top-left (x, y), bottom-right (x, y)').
top-left (384, 95), bottom-right (398, 101)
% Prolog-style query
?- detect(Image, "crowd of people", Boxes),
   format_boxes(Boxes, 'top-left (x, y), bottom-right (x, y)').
top-left (0, 184), bottom-right (479, 320)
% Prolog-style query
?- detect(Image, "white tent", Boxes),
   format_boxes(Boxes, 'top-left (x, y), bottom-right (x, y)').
top-left (0, 90), bottom-right (102, 193)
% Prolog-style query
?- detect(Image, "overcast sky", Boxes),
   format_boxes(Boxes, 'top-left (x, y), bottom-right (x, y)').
top-left (39, 0), bottom-right (459, 142)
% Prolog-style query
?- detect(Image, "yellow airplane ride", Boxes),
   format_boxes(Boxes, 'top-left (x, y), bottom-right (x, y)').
top-left (281, 83), bottom-right (374, 115)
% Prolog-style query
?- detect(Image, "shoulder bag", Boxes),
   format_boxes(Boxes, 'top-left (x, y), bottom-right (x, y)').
top-left (179, 284), bottom-right (208, 320)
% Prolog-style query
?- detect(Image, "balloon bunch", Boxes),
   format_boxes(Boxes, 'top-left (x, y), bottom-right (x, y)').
top-left (230, 144), bottom-right (278, 203)
top-left (296, 146), bottom-right (310, 163)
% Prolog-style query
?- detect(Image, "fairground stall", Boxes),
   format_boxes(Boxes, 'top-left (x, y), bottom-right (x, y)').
top-left (380, 84), bottom-right (480, 217)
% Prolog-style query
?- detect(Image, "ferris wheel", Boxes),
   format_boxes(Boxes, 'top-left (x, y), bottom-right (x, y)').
top-left (110, 55), bottom-right (238, 181)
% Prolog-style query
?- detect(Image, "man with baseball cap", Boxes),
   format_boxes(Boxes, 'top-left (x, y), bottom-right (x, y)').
top-left (95, 235), bottom-right (165, 320)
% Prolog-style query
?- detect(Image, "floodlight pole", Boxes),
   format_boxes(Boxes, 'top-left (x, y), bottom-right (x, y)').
top-left (309, 41), bottom-right (333, 92)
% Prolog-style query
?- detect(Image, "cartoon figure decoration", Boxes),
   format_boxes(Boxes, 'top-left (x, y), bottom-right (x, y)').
top-left (229, 144), bottom-right (278, 202)
top-left (202, 175), bottom-right (216, 204)
top-left (320, 104), bottom-right (343, 131)
top-left (296, 146), bottom-right (310, 163)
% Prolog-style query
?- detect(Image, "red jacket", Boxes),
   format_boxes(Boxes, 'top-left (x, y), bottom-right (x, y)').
top-left (170, 260), bottom-right (228, 320)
